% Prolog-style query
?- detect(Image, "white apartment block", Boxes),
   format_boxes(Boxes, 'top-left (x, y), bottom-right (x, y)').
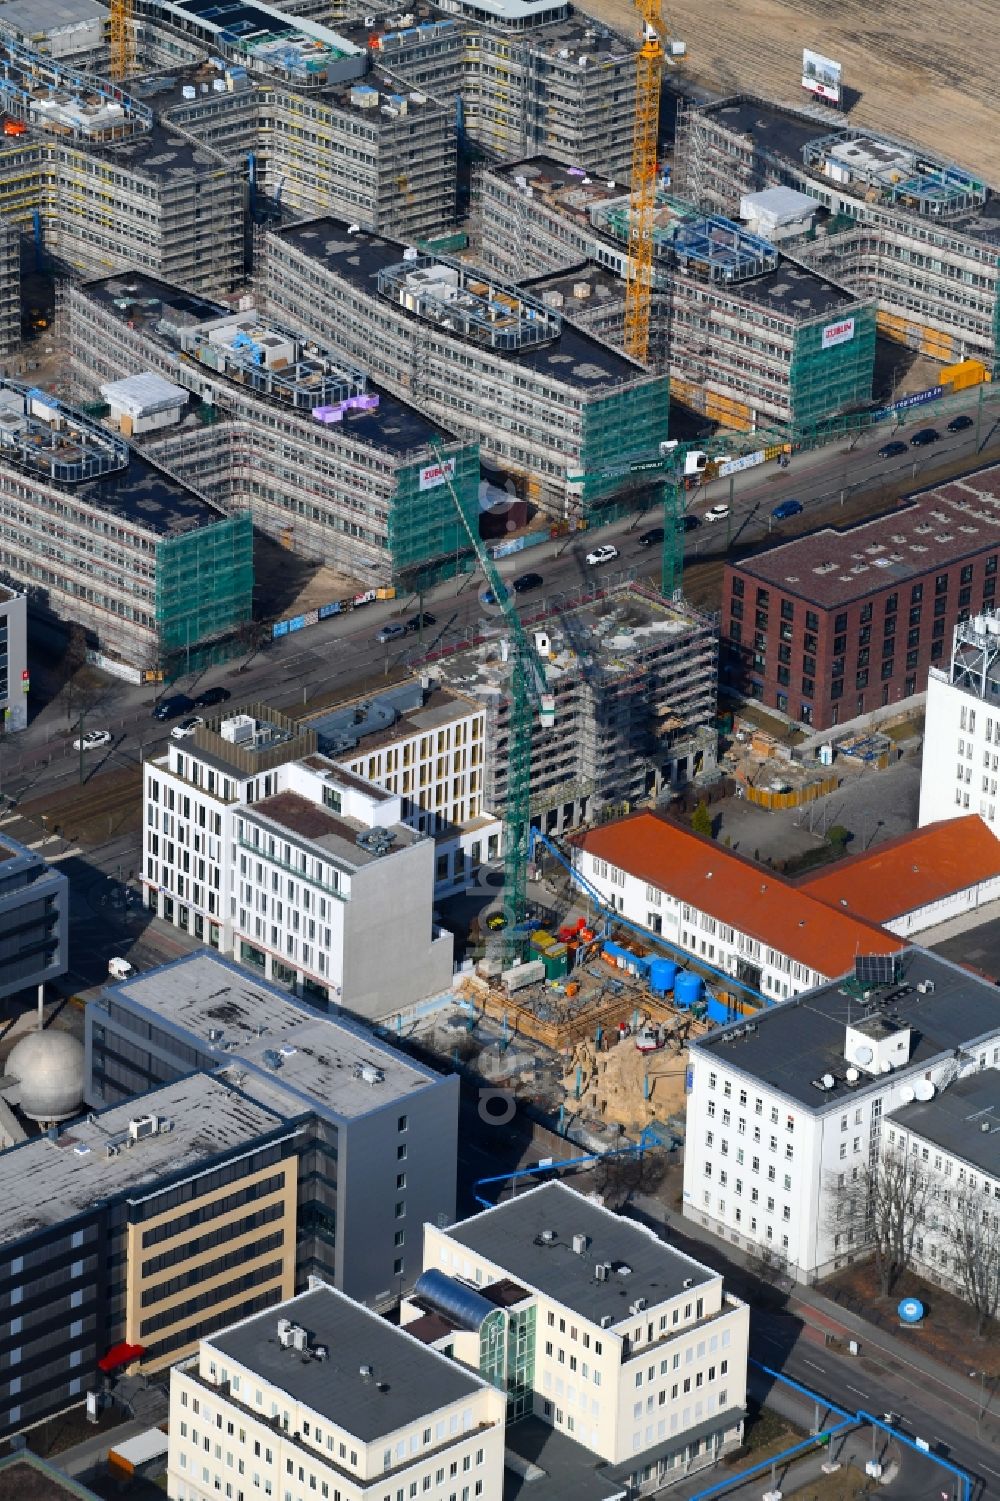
top-left (143, 706), bottom-right (452, 1018)
top-left (407, 1182), bottom-right (747, 1491)
top-left (168, 1286), bottom-right (506, 1501)
top-left (683, 949), bottom-right (1000, 1283)
top-left (307, 681), bottom-right (502, 898)
top-left (920, 612), bottom-right (1000, 835)
top-left (574, 812), bottom-right (901, 1005)
top-left (884, 1072), bottom-right (1000, 1298)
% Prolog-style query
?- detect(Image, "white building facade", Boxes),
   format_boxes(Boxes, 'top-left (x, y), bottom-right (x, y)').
top-left (574, 814), bottom-right (900, 1004)
top-left (413, 1182), bottom-right (748, 1489)
top-left (682, 949), bottom-right (1000, 1283)
top-left (920, 612), bottom-right (1000, 835)
top-left (143, 707), bottom-right (452, 1016)
top-left (168, 1287), bottom-right (506, 1501)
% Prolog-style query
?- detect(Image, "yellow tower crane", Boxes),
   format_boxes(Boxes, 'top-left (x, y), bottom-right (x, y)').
top-left (623, 0), bottom-right (666, 364)
top-left (110, 0), bottom-right (136, 81)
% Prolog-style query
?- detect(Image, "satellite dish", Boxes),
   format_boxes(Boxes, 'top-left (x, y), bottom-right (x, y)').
top-left (854, 1044), bottom-right (874, 1065)
top-left (899, 1085), bottom-right (915, 1103)
top-left (913, 1079), bottom-right (935, 1101)
top-left (822, 1073), bottom-right (835, 1089)
top-left (845, 1067), bottom-right (860, 1083)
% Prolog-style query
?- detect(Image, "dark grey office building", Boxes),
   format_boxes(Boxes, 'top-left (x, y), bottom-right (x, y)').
top-left (0, 833), bottom-right (68, 999)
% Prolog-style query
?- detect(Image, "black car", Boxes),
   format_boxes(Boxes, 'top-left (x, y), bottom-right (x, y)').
top-left (682, 513), bottom-right (702, 532)
top-left (196, 685), bottom-right (232, 708)
top-left (910, 427), bottom-right (940, 447)
top-left (152, 692), bottom-right (195, 722)
top-left (637, 526), bottom-right (664, 547)
top-left (877, 440), bottom-right (908, 459)
top-left (511, 572), bottom-right (543, 594)
top-left (947, 413), bottom-right (974, 432)
top-left (405, 612), bottom-right (437, 633)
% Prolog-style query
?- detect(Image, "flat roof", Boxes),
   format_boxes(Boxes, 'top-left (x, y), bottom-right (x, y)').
top-left (78, 273), bottom-right (454, 459)
top-left (208, 1285), bottom-right (484, 1439)
top-left (271, 218), bottom-right (648, 390)
top-left (503, 1418), bottom-right (626, 1501)
top-left (109, 951), bottom-right (443, 1120)
top-left (74, 445), bottom-right (230, 537)
top-left (93, 122), bottom-right (232, 182)
top-left (443, 1181), bottom-right (717, 1322)
top-left (800, 816), bottom-right (1000, 923)
top-left (889, 1072), bottom-right (1000, 1177)
top-left (247, 790), bottom-right (419, 867)
top-left (693, 948), bottom-right (1000, 1111)
top-left (699, 97), bottom-right (1000, 246)
top-left (576, 812), bottom-right (901, 979)
top-left (730, 258), bottom-right (855, 317)
top-left (0, 0), bottom-right (106, 32)
top-left (735, 467), bottom-right (1000, 606)
top-left (308, 681), bottom-right (480, 758)
top-left (0, 1073), bottom-right (292, 1247)
top-left (0, 1454), bottom-right (105, 1501)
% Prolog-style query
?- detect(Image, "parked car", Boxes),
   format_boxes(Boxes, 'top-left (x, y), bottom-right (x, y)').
top-left (586, 544), bottom-right (619, 566)
top-left (682, 513), bottom-right (702, 532)
top-left (152, 693), bottom-right (194, 722)
top-left (73, 728), bottom-right (112, 752)
top-left (196, 685), bottom-right (231, 708)
top-left (771, 499), bottom-right (803, 520)
top-left (637, 527), bottom-right (664, 547)
top-left (877, 440), bottom-right (908, 459)
top-left (704, 505), bottom-right (730, 523)
top-left (947, 413), bottom-right (974, 432)
top-left (482, 585), bottom-right (509, 606)
top-left (405, 612), bottom-right (437, 633)
top-left (512, 572), bottom-right (544, 594)
top-left (910, 427), bottom-right (940, 447)
top-left (171, 715), bottom-right (205, 740)
top-left (375, 622), bottom-right (407, 644)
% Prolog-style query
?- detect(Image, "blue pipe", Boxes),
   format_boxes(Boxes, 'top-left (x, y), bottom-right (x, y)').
top-left (857, 1411), bottom-right (971, 1501)
top-left (686, 1420), bottom-right (855, 1501)
top-left (472, 1129), bottom-right (659, 1209)
top-left (528, 829), bottom-right (766, 1004)
top-left (749, 1359), bottom-right (852, 1419)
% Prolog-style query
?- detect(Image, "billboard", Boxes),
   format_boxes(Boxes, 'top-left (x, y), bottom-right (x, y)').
top-left (821, 316), bottom-right (855, 350)
top-left (418, 457), bottom-right (456, 491)
top-left (802, 48), bottom-right (842, 104)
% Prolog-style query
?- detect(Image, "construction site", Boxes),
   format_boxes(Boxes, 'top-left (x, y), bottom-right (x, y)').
top-left (429, 582), bottom-right (719, 833)
top-left (0, 216), bottom-right (18, 355)
top-left (0, 379), bottom-right (253, 675)
top-left (673, 97), bottom-right (1000, 372)
top-left (473, 158), bottom-right (877, 432)
top-left (256, 217), bottom-right (670, 520)
top-left (59, 274), bottom-right (480, 585)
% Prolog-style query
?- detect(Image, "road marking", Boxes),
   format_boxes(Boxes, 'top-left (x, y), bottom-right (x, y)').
top-left (846, 1385), bottom-right (870, 1399)
top-left (803, 1359), bottom-right (825, 1372)
top-left (980, 1463), bottom-right (1000, 1478)
top-left (47, 846), bottom-right (82, 862)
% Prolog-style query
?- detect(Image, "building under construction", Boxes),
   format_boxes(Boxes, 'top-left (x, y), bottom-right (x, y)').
top-left (674, 97), bottom-right (1000, 372)
top-left (0, 381), bottom-right (253, 674)
top-left (0, 217), bottom-right (18, 355)
top-left (0, 37), bottom-right (243, 293)
top-left (432, 583), bottom-right (719, 834)
top-left (60, 274), bottom-right (479, 586)
top-left (257, 217), bottom-right (669, 519)
top-left (474, 157), bottom-right (876, 432)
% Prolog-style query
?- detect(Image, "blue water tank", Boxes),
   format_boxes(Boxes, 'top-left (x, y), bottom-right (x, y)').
top-left (674, 971), bottom-right (704, 1009)
top-left (649, 959), bottom-right (677, 995)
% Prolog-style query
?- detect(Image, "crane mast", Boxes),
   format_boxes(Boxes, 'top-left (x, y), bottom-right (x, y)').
top-left (624, 0), bottom-right (665, 364)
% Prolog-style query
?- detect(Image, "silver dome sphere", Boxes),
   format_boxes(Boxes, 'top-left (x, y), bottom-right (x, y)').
top-left (6, 1029), bottom-right (85, 1122)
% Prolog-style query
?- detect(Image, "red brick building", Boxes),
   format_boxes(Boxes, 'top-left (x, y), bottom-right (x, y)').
top-left (722, 466), bottom-right (1000, 729)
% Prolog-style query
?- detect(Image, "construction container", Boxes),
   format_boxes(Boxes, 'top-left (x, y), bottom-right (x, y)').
top-left (543, 944), bottom-right (570, 980)
top-left (530, 929), bottom-right (556, 953)
top-left (649, 958), bottom-right (677, 995)
top-left (502, 959), bottom-right (545, 994)
top-left (674, 971), bottom-right (704, 1009)
top-left (940, 358), bottom-right (989, 392)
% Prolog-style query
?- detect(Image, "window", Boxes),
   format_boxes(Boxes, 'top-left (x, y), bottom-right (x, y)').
top-left (398, 1115), bottom-right (408, 1132)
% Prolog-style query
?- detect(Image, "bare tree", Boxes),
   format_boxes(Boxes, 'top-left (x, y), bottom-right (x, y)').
top-left (825, 1143), bottom-right (930, 1295)
top-left (593, 1148), bottom-right (666, 1211)
top-left (745, 1239), bottom-right (791, 1293)
top-left (947, 1184), bottom-right (1000, 1336)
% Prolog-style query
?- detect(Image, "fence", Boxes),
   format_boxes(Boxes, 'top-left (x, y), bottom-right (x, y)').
top-left (744, 773), bottom-right (838, 810)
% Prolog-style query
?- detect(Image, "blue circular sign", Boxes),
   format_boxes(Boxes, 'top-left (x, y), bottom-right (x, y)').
top-left (898, 1297), bottom-right (924, 1324)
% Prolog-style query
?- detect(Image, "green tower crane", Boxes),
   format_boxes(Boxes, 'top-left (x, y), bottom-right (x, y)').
top-left (429, 443), bottom-right (553, 949)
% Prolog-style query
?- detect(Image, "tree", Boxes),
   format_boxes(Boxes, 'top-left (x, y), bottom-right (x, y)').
top-left (745, 1238), bottom-right (791, 1293)
top-left (593, 1148), bottom-right (666, 1212)
top-left (825, 1142), bottom-right (930, 1295)
top-left (826, 823), bottom-right (851, 850)
top-left (947, 1183), bottom-right (1000, 1336)
top-left (691, 801), bottom-right (713, 839)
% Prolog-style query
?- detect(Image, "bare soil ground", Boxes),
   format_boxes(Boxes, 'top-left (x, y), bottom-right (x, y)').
top-left (578, 0), bottom-right (1000, 183)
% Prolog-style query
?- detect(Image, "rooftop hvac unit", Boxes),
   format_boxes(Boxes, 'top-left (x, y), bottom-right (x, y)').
top-left (278, 1322), bottom-right (295, 1348)
top-left (291, 1327), bottom-right (308, 1352)
top-left (629, 1297), bottom-right (647, 1314)
top-left (600, 1314), bottom-right (613, 1329)
top-left (356, 1063), bottom-right (386, 1085)
top-left (128, 1114), bottom-right (158, 1142)
top-left (572, 1233), bottom-right (589, 1255)
top-left (539, 1228), bottom-right (557, 1244)
top-left (682, 1278), bottom-right (694, 1289)
top-left (595, 1262), bottom-right (610, 1282)
top-left (917, 980), bottom-right (935, 994)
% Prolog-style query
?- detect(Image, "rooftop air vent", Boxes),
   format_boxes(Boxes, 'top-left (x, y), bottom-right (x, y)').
top-left (539, 1228), bottom-right (557, 1244)
top-left (573, 1234), bottom-right (589, 1254)
top-left (600, 1314), bottom-right (613, 1329)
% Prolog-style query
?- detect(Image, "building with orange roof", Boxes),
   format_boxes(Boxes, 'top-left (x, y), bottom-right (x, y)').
top-left (800, 815), bottom-right (1000, 937)
top-left (573, 811), bottom-right (901, 1002)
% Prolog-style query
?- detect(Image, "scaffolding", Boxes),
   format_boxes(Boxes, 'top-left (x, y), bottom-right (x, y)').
top-left (0, 218), bottom-right (18, 356)
top-left (154, 511), bottom-right (254, 669)
top-left (802, 130), bottom-right (986, 220)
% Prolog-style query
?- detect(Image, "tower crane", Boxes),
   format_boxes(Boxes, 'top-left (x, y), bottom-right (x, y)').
top-left (429, 443), bottom-right (554, 952)
top-left (110, 0), bottom-right (136, 81)
top-left (623, 0), bottom-right (666, 364)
